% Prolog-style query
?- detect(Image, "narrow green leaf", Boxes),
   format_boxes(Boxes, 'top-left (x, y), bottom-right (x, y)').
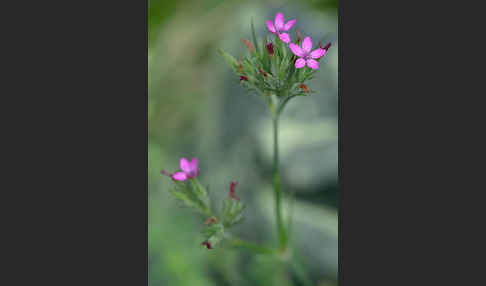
top-left (218, 48), bottom-right (239, 71)
top-left (251, 18), bottom-right (260, 55)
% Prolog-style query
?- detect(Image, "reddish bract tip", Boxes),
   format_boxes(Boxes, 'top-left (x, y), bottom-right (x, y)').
top-left (240, 75), bottom-right (248, 81)
top-left (323, 42), bottom-right (331, 51)
top-left (259, 69), bottom-right (267, 77)
top-left (161, 170), bottom-right (178, 181)
top-left (237, 59), bottom-right (243, 73)
top-left (242, 38), bottom-right (255, 53)
top-left (298, 84), bottom-right (309, 94)
top-left (266, 42), bottom-right (274, 56)
top-left (160, 170), bottom-right (172, 177)
top-left (229, 181), bottom-right (240, 200)
top-left (204, 217), bottom-right (217, 225)
top-left (201, 241), bottom-right (212, 249)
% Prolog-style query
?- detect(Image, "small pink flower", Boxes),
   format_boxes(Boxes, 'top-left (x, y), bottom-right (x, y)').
top-left (162, 157), bottom-right (200, 181)
top-left (289, 36), bottom-right (327, 70)
top-left (266, 12), bottom-right (295, 43)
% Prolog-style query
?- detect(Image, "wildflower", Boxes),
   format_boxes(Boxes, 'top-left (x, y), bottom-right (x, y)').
top-left (289, 37), bottom-right (327, 69)
top-left (266, 42), bottom-right (274, 56)
top-left (240, 75), bottom-right (248, 81)
top-left (242, 38), bottom-right (255, 53)
top-left (266, 12), bottom-right (295, 43)
top-left (162, 157), bottom-right (200, 181)
top-left (229, 181), bottom-right (239, 200)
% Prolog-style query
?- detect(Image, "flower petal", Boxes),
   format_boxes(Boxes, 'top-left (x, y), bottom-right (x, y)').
top-left (278, 33), bottom-right (291, 43)
top-left (275, 12), bottom-right (284, 30)
top-left (309, 48), bottom-right (327, 59)
top-left (186, 158), bottom-right (200, 178)
top-left (172, 172), bottom-right (188, 181)
top-left (306, 59), bottom-right (319, 70)
top-left (289, 43), bottom-right (305, 57)
top-left (295, 58), bottom-right (306, 68)
top-left (190, 158), bottom-right (198, 169)
top-left (302, 37), bottom-right (312, 53)
top-left (266, 20), bottom-right (276, 33)
top-left (180, 157), bottom-right (190, 172)
top-left (283, 19), bottom-right (296, 31)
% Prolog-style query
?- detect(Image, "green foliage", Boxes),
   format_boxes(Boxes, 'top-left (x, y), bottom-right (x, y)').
top-left (218, 49), bottom-right (239, 72)
top-left (222, 197), bottom-right (246, 228)
top-left (169, 180), bottom-right (211, 216)
top-left (202, 222), bottom-right (225, 248)
top-left (164, 175), bottom-right (247, 250)
top-left (220, 26), bottom-right (321, 101)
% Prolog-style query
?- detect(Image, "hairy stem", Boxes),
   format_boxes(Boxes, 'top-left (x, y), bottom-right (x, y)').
top-left (230, 238), bottom-right (276, 255)
top-left (273, 111), bottom-right (287, 251)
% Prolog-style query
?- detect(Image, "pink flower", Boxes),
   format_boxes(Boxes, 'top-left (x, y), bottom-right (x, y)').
top-left (266, 12), bottom-right (295, 43)
top-left (289, 36), bottom-right (327, 70)
top-left (161, 157), bottom-right (200, 181)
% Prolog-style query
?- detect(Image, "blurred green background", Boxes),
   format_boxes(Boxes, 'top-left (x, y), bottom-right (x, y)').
top-left (149, 0), bottom-right (338, 285)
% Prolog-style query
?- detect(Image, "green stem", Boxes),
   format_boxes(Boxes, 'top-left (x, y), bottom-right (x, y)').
top-left (273, 112), bottom-right (287, 251)
top-left (289, 260), bottom-right (314, 286)
top-left (230, 238), bottom-right (276, 255)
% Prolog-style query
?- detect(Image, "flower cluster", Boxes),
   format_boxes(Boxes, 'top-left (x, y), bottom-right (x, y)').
top-left (219, 12), bottom-right (331, 100)
top-left (162, 158), bottom-right (245, 250)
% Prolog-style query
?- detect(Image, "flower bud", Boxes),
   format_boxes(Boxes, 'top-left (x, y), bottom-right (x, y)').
top-left (296, 28), bottom-right (302, 44)
top-left (240, 75), bottom-right (248, 81)
top-left (204, 217), bottom-right (217, 225)
top-left (320, 42), bottom-right (332, 51)
top-left (298, 84), bottom-right (309, 95)
top-left (201, 241), bottom-right (212, 249)
top-left (229, 181), bottom-right (239, 200)
top-left (266, 42), bottom-right (274, 56)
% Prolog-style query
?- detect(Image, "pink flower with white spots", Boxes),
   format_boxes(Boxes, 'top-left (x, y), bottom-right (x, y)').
top-left (161, 157), bottom-right (200, 181)
top-left (289, 36), bottom-right (327, 70)
top-left (266, 12), bottom-right (295, 43)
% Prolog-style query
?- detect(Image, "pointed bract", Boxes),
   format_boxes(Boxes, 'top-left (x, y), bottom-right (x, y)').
top-left (229, 181), bottom-right (239, 200)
